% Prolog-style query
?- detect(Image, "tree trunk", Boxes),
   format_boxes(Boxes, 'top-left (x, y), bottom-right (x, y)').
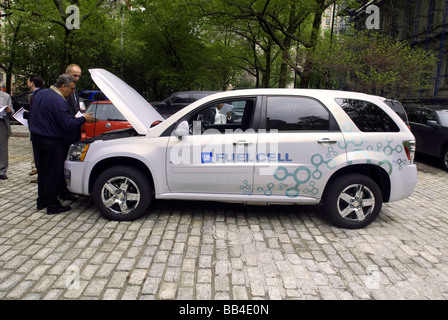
top-left (262, 43), bottom-right (272, 88)
top-left (300, 1), bottom-right (326, 89)
top-left (5, 20), bottom-right (22, 94)
top-left (61, 27), bottom-right (74, 73)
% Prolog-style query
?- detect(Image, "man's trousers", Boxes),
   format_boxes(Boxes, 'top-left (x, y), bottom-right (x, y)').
top-left (32, 133), bottom-right (66, 211)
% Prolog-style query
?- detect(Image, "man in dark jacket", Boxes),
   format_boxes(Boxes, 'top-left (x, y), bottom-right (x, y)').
top-left (59, 64), bottom-right (82, 199)
top-left (29, 74), bottom-right (96, 215)
top-left (65, 64), bottom-right (82, 142)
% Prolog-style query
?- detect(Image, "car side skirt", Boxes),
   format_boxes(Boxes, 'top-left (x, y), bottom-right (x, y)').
top-left (156, 193), bottom-right (320, 205)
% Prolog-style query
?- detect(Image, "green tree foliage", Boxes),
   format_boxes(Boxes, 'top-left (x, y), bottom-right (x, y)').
top-left (0, 0), bottom-right (117, 92)
top-left (122, 0), bottom-right (244, 100)
top-left (0, 0), bottom-right (439, 100)
top-left (311, 31), bottom-right (435, 96)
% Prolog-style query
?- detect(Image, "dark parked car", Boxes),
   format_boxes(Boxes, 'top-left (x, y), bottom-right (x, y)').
top-left (152, 91), bottom-right (219, 118)
top-left (403, 104), bottom-right (448, 171)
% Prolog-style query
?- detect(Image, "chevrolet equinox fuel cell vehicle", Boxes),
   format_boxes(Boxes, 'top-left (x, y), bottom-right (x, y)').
top-left (64, 69), bottom-right (418, 229)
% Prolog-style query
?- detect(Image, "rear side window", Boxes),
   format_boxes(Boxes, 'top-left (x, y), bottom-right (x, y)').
top-left (336, 98), bottom-right (399, 132)
top-left (267, 97), bottom-right (331, 131)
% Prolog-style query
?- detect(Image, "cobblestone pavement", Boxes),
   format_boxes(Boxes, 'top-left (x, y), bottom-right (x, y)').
top-left (1, 125), bottom-right (448, 301)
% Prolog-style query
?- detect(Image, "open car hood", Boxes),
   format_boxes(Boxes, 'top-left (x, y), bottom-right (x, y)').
top-left (89, 68), bottom-right (163, 134)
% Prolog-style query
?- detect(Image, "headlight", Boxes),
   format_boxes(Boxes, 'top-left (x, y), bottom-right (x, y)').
top-left (68, 143), bottom-right (90, 162)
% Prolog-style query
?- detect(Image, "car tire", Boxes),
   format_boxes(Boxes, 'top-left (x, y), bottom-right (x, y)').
top-left (93, 166), bottom-right (152, 221)
top-left (323, 174), bottom-right (383, 229)
top-left (441, 147), bottom-right (448, 172)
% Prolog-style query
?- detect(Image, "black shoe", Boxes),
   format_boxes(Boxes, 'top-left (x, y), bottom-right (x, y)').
top-left (59, 193), bottom-right (76, 201)
top-left (0, 175), bottom-right (7, 180)
top-left (37, 204), bottom-right (46, 210)
top-left (47, 205), bottom-right (71, 215)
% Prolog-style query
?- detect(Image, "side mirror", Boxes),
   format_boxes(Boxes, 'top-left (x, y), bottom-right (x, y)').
top-left (426, 120), bottom-right (439, 127)
top-left (172, 120), bottom-right (189, 139)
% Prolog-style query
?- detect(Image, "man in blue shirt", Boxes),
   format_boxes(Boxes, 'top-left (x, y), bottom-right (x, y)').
top-left (29, 74), bottom-right (96, 215)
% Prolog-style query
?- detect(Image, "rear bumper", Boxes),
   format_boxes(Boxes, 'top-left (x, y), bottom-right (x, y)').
top-left (389, 164), bottom-right (418, 202)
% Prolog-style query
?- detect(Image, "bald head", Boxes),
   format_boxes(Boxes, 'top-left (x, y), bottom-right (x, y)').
top-left (66, 64), bottom-right (81, 83)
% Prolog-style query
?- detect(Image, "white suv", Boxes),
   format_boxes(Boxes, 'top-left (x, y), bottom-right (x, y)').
top-left (64, 69), bottom-right (417, 229)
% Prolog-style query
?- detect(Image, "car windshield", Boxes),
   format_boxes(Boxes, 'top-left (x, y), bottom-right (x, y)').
top-left (436, 109), bottom-right (448, 126)
top-left (87, 103), bottom-right (127, 121)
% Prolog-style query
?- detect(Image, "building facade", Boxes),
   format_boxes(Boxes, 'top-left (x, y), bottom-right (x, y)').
top-left (371, 0), bottom-right (448, 102)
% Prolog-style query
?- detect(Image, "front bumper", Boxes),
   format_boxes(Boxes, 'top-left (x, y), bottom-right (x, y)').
top-left (64, 160), bottom-right (92, 196)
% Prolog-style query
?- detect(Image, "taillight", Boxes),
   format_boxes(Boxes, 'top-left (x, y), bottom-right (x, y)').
top-left (403, 140), bottom-right (416, 163)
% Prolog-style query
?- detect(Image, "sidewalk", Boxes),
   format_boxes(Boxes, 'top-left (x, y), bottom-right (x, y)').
top-left (11, 123), bottom-right (30, 138)
top-left (2, 124), bottom-right (448, 301)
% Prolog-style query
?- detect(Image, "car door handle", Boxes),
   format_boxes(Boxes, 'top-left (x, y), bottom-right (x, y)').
top-left (233, 140), bottom-right (253, 147)
top-left (318, 138), bottom-right (337, 145)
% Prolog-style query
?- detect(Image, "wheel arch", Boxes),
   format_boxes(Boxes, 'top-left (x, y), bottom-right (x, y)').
top-left (439, 142), bottom-right (448, 171)
top-left (323, 164), bottom-right (391, 202)
top-left (89, 157), bottom-right (155, 195)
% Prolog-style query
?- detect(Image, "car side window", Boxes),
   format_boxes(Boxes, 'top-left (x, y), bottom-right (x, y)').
top-left (336, 98), bottom-right (399, 132)
top-left (79, 92), bottom-right (91, 99)
top-left (171, 93), bottom-right (189, 104)
top-left (405, 107), bottom-right (421, 123)
top-left (94, 92), bottom-right (106, 100)
top-left (86, 103), bottom-right (97, 117)
top-left (193, 93), bottom-right (210, 101)
top-left (421, 109), bottom-right (437, 125)
top-left (266, 97), bottom-right (331, 131)
top-left (189, 99), bottom-right (255, 131)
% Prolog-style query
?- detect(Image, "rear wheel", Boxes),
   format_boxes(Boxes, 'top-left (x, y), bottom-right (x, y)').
top-left (93, 166), bottom-right (152, 221)
top-left (441, 147), bottom-right (448, 171)
top-left (323, 174), bottom-right (383, 229)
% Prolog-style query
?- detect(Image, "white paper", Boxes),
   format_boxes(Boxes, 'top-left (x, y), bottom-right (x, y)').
top-left (0, 105), bottom-right (7, 117)
top-left (75, 111), bottom-right (84, 118)
top-left (12, 108), bottom-right (28, 128)
top-left (219, 103), bottom-right (234, 115)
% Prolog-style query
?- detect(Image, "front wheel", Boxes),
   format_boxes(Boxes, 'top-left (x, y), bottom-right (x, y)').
top-left (93, 166), bottom-right (152, 221)
top-left (323, 174), bottom-right (383, 229)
